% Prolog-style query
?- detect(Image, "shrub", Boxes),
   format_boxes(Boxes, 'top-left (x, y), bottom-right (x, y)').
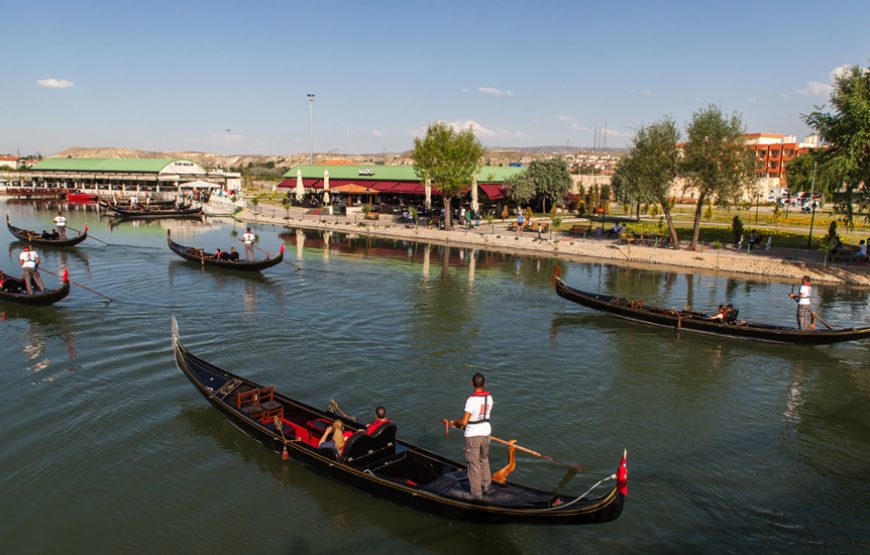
top-left (703, 200), bottom-right (714, 221)
top-left (648, 203), bottom-right (660, 217)
top-left (731, 215), bottom-right (744, 243)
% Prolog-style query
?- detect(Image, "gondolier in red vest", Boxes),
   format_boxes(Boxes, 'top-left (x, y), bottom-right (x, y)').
top-left (53, 211), bottom-right (67, 239)
top-left (442, 373), bottom-right (494, 498)
top-left (789, 275), bottom-right (813, 330)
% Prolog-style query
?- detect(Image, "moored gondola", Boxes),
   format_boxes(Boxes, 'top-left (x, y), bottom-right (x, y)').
top-left (166, 230), bottom-right (285, 272)
top-left (553, 270), bottom-right (870, 345)
top-left (0, 267), bottom-right (70, 306)
top-left (107, 204), bottom-right (202, 218)
top-left (6, 215), bottom-right (88, 247)
top-left (171, 317), bottom-right (626, 525)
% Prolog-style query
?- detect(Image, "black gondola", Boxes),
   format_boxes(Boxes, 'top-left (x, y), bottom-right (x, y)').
top-left (6, 215), bottom-right (88, 247)
top-left (107, 204), bottom-right (202, 218)
top-left (554, 270), bottom-right (870, 345)
top-left (0, 268), bottom-right (70, 306)
top-left (171, 317), bottom-right (626, 525)
top-left (166, 230), bottom-right (285, 272)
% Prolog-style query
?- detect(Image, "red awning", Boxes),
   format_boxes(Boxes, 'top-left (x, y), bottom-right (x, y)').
top-left (479, 183), bottom-right (506, 200)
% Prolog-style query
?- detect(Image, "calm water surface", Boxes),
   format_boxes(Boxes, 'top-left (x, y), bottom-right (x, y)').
top-left (1, 200), bottom-right (868, 554)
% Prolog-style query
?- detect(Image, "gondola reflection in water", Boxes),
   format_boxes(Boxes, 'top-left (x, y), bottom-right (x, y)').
top-left (171, 317), bottom-right (626, 525)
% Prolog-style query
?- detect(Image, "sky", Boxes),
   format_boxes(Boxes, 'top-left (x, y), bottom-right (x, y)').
top-left (2, 0), bottom-right (868, 157)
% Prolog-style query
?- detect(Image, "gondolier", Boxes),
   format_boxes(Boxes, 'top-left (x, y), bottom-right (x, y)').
top-left (241, 228), bottom-right (256, 261)
top-left (19, 245), bottom-right (44, 295)
top-left (53, 211), bottom-right (67, 239)
top-left (442, 373), bottom-right (494, 498)
top-left (789, 275), bottom-right (813, 330)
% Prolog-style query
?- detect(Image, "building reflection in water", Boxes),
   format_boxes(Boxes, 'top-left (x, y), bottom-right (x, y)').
top-left (295, 229), bottom-right (305, 260)
top-left (323, 231), bottom-right (331, 261)
top-left (422, 244), bottom-right (430, 281)
top-left (468, 249), bottom-right (477, 286)
top-left (243, 280), bottom-right (257, 313)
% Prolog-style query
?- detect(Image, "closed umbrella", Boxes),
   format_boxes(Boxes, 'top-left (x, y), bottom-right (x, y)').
top-left (323, 170), bottom-right (332, 214)
top-left (295, 170), bottom-right (304, 201)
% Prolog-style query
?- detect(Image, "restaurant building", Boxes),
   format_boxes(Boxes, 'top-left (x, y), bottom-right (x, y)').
top-left (26, 158), bottom-right (239, 194)
top-left (278, 163), bottom-right (524, 210)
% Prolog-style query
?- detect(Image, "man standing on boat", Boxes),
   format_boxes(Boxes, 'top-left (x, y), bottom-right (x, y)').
top-left (19, 245), bottom-right (44, 294)
top-left (241, 228), bottom-right (256, 261)
top-left (442, 373), bottom-right (494, 498)
top-left (53, 211), bottom-right (67, 239)
top-left (789, 275), bottom-right (813, 330)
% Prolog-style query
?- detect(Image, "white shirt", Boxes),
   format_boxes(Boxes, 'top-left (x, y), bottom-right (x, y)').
top-left (54, 216), bottom-right (66, 227)
top-left (19, 250), bottom-right (38, 269)
top-left (463, 392), bottom-right (493, 438)
top-left (859, 244), bottom-right (867, 256)
top-left (798, 284), bottom-right (811, 306)
top-left (242, 232), bottom-right (255, 245)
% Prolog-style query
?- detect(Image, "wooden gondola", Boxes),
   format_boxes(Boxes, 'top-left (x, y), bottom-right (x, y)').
top-left (166, 230), bottom-right (285, 272)
top-left (0, 267), bottom-right (70, 306)
top-left (554, 271), bottom-right (870, 345)
top-left (6, 215), bottom-right (88, 247)
top-left (98, 197), bottom-right (177, 209)
top-left (171, 317), bottom-right (626, 525)
top-left (107, 204), bottom-right (202, 218)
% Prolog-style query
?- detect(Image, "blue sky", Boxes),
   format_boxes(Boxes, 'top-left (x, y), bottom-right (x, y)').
top-left (2, 0), bottom-right (868, 156)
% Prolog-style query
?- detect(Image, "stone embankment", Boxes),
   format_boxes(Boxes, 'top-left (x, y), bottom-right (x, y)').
top-left (228, 203), bottom-right (870, 287)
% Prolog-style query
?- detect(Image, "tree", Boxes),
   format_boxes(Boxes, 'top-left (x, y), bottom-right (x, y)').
top-left (411, 122), bottom-right (486, 229)
top-left (617, 117), bottom-right (682, 246)
top-left (802, 64), bottom-right (870, 224)
top-left (525, 158), bottom-right (572, 213)
top-left (503, 170), bottom-right (536, 209)
top-left (681, 105), bottom-right (755, 249)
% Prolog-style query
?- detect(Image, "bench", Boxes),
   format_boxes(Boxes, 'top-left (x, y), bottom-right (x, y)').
top-left (565, 223), bottom-right (593, 237)
top-left (507, 221), bottom-right (550, 233)
top-left (236, 385), bottom-right (283, 420)
top-left (364, 212), bottom-right (380, 221)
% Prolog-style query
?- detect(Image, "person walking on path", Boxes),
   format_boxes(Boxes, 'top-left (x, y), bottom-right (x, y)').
top-left (241, 227), bottom-right (256, 261)
top-left (442, 373), bottom-right (494, 499)
top-left (53, 211), bottom-right (67, 239)
top-left (516, 212), bottom-right (524, 236)
top-left (537, 223), bottom-right (543, 241)
top-left (19, 245), bottom-right (44, 294)
top-left (789, 275), bottom-right (813, 330)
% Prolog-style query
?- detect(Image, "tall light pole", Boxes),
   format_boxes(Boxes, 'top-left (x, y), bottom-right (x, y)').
top-left (307, 94), bottom-right (315, 164)
top-left (225, 128), bottom-right (231, 173)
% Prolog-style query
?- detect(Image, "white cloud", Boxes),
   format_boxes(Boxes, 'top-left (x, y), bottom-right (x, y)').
top-left (555, 115), bottom-right (588, 131)
top-left (793, 64), bottom-right (855, 97)
top-left (372, 129), bottom-right (384, 137)
top-left (409, 119), bottom-right (529, 142)
top-left (745, 97), bottom-right (757, 103)
top-left (460, 87), bottom-right (470, 93)
top-left (478, 86), bottom-right (513, 97)
top-left (630, 88), bottom-right (654, 96)
top-left (601, 128), bottom-right (632, 139)
top-left (37, 78), bottom-right (75, 89)
top-left (446, 119), bottom-right (497, 137)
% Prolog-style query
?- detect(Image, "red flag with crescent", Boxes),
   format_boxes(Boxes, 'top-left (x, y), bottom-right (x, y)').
top-left (616, 450), bottom-right (628, 496)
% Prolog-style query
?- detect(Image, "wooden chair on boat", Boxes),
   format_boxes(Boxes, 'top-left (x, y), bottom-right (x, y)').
top-left (236, 386), bottom-right (282, 419)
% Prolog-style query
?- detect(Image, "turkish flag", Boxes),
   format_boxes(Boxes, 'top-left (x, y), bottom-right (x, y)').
top-left (616, 449), bottom-right (628, 496)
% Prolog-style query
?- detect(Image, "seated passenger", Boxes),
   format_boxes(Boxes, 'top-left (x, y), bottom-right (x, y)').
top-left (706, 305), bottom-right (727, 321)
top-left (227, 247), bottom-right (240, 261)
top-left (366, 406), bottom-right (391, 435)
top-left (318, 419), bottom-right (350, 453)
top-left (213, 248), bottom-right (223, 260)
top-left (49, 230), bottom-right (60, 239)
top-left (218, 249), bottom-right (232, 261)
top-left (41, 230), bottom-right (52, 239)
top-left (724, 304), bottom-right (738, 324)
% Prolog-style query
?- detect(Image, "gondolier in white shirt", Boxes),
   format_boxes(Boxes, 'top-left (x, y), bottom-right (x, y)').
top-left (789, 275), bottom-right (813, 330)
top-left (53, 211), bottom-right (67, 239)
top-left (19, 245), bottom-right (45, 294)
top-left (241, 227), bottom-right (256, 261)
top-left (442, 373), bottom-right (495, 498)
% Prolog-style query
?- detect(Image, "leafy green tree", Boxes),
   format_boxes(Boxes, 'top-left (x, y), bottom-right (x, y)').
top-left (412, 122), bottom-right (486, 229)
top-left (802, 64), bottom-right (870, 224)
top-left (525, 158), bottom-right (572, 213)
top-left (503, 170), bottom-right (536, 209)
top-left (617, 117), bottom-right (682, 246)
top-left (681, 105), bottom-right (756, 249)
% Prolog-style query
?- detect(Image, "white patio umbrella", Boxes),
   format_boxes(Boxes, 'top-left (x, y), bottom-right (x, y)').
top-left (323, 169), bottom-right (332, 214)
top-left (295, 170), bottom-right (304, 201)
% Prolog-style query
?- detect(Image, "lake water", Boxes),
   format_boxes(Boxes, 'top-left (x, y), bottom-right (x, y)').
top-left (1, 199), bottom-right (869, 554)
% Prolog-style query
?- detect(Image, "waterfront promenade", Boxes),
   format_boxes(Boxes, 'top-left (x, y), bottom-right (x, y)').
top-left (223, 200), bottom-right (870, 287)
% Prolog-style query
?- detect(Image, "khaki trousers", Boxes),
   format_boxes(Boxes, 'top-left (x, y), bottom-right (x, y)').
top-left (22, 268), bottom-right (44, 294)
top-left (464, 435), bottom-right (491, 497)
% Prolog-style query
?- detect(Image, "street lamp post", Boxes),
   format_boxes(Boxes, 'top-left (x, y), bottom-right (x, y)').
top-left (307, 94), bottom-right (315, 164)
top-left (225, 128), bottom-right (231, 173)
top-left (806, 161), bottom-right (817, 250)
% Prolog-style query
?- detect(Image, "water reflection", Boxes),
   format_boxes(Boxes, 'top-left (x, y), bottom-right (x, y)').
top-left (0, 308), bottom-right (78, 380)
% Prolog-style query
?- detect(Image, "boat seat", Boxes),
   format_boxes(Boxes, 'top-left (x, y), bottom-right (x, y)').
top-left (236, 386), bottom-right (281, 418)
top-left (343, 423), bottom-right (398, 465)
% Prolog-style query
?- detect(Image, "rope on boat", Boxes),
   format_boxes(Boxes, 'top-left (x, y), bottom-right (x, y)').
top-left (540, 473), bottom-right (616, 511)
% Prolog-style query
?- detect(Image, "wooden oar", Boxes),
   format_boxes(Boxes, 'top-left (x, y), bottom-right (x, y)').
top-left (811, 311), bottom-right (834, 331)
top-left (66, 224), bottom-right (111, 245)
top-left (243, 238), bottom-right (301, 271)
top-left (489, 436), bottom-right (584, 473)
top-left (41, 267), bottom-right (114, 303)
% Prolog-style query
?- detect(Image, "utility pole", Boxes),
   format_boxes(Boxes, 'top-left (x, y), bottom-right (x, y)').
top-left (806, 161), bottom-right (817, 249)
top-left (307, 94), bottom-right (315, 164)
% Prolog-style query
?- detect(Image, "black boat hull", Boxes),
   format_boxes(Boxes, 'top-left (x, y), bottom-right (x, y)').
top-left (554, 277), bottom-right (870, 345)
top-left (166, 231), bottom-right (284, 272)
top-left (108, 205), bottom-right (202, 218)
top-left (6, 217), bottom-right (88, 247)
top-left (172, 319), bottom-right (625, 525)
top-left (0, 278), bottom-right (70, 306)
